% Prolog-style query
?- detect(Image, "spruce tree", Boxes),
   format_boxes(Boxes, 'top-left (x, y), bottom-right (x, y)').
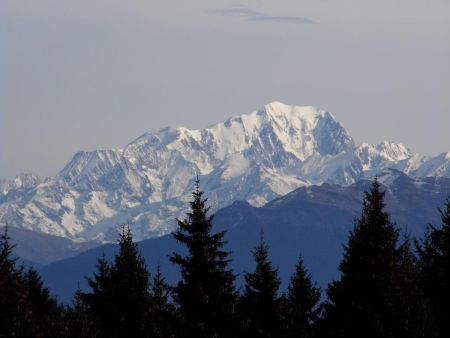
top-left (112, 226), bottom-right (151, 337)
top-left (84, 254), bottom-right (115, 337)
top-left (65, 289), bottom-right (99, 338)
top-left (85, 226), bottom-right (151, 338)
top-left (394, 236), bottom-right (430, 338)
top-left (148, 265), bottom-right (177, 338)
top-left (170, 179), bottom-right (238, 338)
top-left (0, 226), bottom-right (27, 337)
top-left (322, 179), bottom-right (426, 338)
top-left (0, 227), bottom-right (64, 338)
top-left (419, 198), bottom-right (450, 338)
top-left (282, 257), bottom-right (321, 338)
top-left (22, 267), bottom-right (65, 338)
top-left (240, 233), bottom-right (282, 338)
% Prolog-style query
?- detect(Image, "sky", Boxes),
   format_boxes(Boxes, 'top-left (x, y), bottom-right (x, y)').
top-left (2, 0), bottom-right (450, 179)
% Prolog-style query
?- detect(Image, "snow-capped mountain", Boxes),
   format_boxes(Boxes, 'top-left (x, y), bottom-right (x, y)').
top-left (39, 170), bottom-right (450, 302)
top-left (0, 174), bottom-right (44, 195)
top-left (1, 102), bottom-right (449, 241)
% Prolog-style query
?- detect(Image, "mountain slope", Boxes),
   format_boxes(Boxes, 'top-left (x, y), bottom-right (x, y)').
top-left (38, 171), bottom-right (450, 302)
top-left (3, 226), bottom-right (99, 265)
top-left (1, 102), bottom-right (449, 241)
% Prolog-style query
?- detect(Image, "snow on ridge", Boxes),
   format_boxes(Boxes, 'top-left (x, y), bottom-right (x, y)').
top-left (376, 141), bottom-right (411, 161)
top-left (0, 173), bottom-right (44, 195)
top-left (1, 101), bottom-right (449, 242)
top-left (376, 168), bottom-right (404, 186)
top-left (121, 101), bottom-right (353, 166)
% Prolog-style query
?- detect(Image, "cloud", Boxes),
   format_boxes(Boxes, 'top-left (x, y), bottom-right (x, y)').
top-left (249, 15), bottom-right (316, 24)
top-left (206, 7), bottom-right (317, 25)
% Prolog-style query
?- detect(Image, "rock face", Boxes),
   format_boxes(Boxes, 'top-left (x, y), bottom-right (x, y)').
top-left (1, 102), bottom-right (449, 241)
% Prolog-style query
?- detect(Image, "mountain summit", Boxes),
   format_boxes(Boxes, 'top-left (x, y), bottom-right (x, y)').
top-left (1, 102), bottom-right (449, 241)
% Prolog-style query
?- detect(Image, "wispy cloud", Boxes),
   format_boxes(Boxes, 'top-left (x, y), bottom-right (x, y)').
top-left (206, 7), bottom-right (317, 25)
top-left (249, 15), bottom-right (316, 24)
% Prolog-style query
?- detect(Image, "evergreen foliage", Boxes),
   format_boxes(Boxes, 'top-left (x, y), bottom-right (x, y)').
top-left (394, 236), bottom-right (430, 338)
top-left (0, 226), bottom-right (27, 337)
top-left (64, 289), bottom-right (99, 338)
top-left (0, 227), bottom-right (63, 338)
top-left (419, 198), bottom-right (450, 338)
top-left (84, 225), bottom-right (151, 338)
top-left (170, 180), bottom-right (238, 338)
top-left (321, 179), bottom-right (427, 338)
top-left (282, 257), bottom-right (321, 338)
top-left (22, 267), bottom-right (65, 337)
top-left (84, 254), bottom-right (115, 336)
top-left (148, 265), bottom-right (178, 338)
top-left (0, 180), bottom-right (448, 338)
top-left (240, 233), bottom-right (282, 337)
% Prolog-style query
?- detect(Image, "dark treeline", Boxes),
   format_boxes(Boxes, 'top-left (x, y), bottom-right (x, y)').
top-left (1, 179), bottom-right (450, 338)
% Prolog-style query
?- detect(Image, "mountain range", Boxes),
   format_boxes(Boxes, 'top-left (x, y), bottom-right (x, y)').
top-left (38, 170), bottom-right (450, 302)
top-left (1, 101), bottom-right (449, 242)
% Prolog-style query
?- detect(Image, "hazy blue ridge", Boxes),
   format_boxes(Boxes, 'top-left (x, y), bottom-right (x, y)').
top-left (35, 171), bottom-right (450, 303)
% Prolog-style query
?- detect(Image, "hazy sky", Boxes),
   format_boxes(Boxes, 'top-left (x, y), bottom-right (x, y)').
top-left (2, 0), bottom-right (450, 179)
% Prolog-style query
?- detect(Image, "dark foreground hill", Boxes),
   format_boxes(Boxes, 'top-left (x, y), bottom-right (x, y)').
top-left (38, 170), bottom-right (450, 302)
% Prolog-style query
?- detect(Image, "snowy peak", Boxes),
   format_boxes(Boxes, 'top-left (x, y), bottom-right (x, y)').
top-left (133, 101), bottom-right (354, 163)
top-left (260, 101), bottom-right (323, 125)
top-left (353, 141), bottom-right (412, 172)
top-left (101, 102), bottom-right (356, 182)
top-left (412, 151), bottom-right (450, 177)
top-left (11, 173), bottom-right (43, 189)
top-left (376, 141), bottom-right (411, 161)
top-left (258, 102), bottom-right (354, 157)
top-left (59, 149), bottom-right (124, 186)
top-left (1, 101), bottom-right (449, 242)
top-left (0, 174), bottom-right (43, 195)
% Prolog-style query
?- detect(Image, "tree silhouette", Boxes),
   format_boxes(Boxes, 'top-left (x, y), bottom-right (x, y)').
top-left (322, 179), bottom-right (428, 338)
top-left (0, 226), bottom-right (63, 338)
top-left (419, 198), bottom-right (450, 338)
top-left (148, 265), bottom-right (177, 338)
top-left (240, 233), bottom-right (282, 337)
top-left (85, 226), bottom-right (151, 338)
top-left (282, 257), bottom-right (321, 338)
top-left (170, 179), bottom-right (238, 337)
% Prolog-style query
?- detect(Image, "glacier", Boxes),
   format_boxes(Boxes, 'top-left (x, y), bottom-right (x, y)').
top-left (1, 101), bottom-right (449, 241)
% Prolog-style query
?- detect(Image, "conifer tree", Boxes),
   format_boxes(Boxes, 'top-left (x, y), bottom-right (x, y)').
top-left (22, 267), bottom-right (65, 338)
top-left (0, 227), bottom-right (64, 338)
top-left (0, 226), bottom-right (27, 337)
top-left (112, 226), bottom-right (150, 337)
top-left (321, 179), bottom-right (426, 338)
top-left (148, 265), bottom-right (177, 338)
top-left (240, 233), bottom-right (282, 338)
top-left (65, 289), bottom-right (99, 338)
top-left (393, 236), bottom-right (430, 338)
top-left (85, 226), bottom-right (151, 338)
top-left (419, 198), bottom-right (450, 338)
top-left (282, 257), bottom-right (321, 338)
top-left (84, 254), bottom-right (115, 337)
top-left (170, 179), bottom-right (238, 338)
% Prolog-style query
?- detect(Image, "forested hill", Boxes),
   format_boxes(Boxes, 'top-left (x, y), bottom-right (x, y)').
top-left (39, 170), bottom-right (450, 302)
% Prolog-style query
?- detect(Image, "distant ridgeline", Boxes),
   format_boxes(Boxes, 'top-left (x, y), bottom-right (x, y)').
top-left (1, 102), bottom-right (450, 242)
top-left (1, 179), bottom-right (450, 338)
